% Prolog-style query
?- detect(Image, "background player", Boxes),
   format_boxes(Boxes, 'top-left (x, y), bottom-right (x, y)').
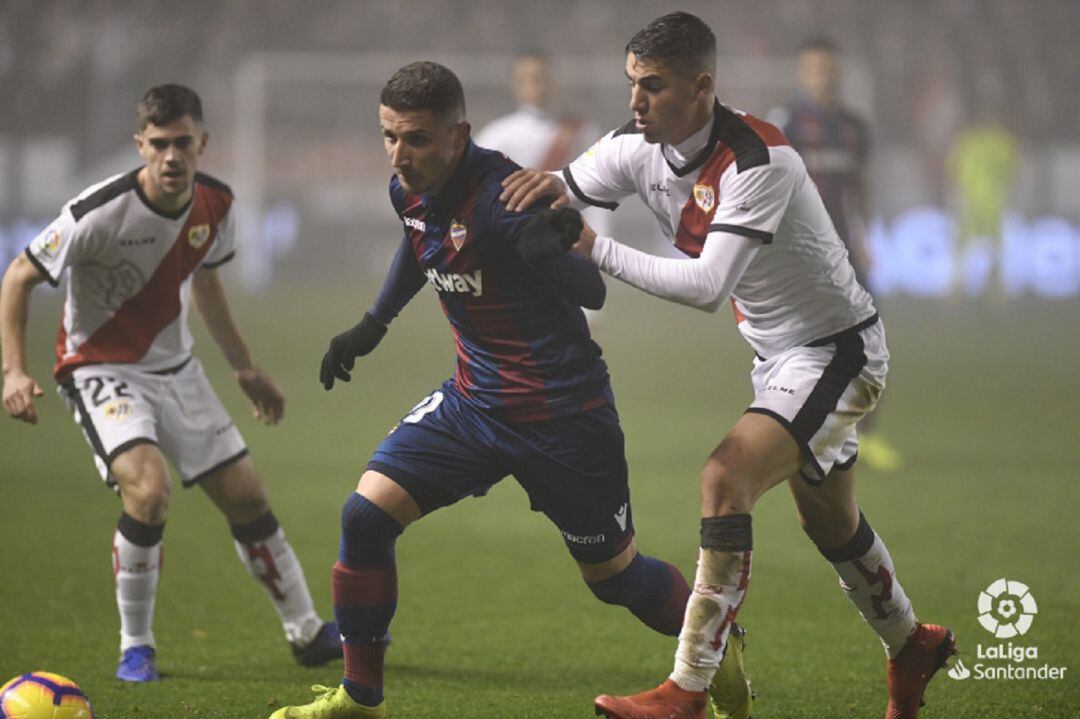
top-left (475, 51), bottom-right (594, 174)
top-left (767, 37), bottom-right (900, 472)
top-left (0, 84), bottom-right (341, 682)
top-left (502, 12), bottom-right (954, 719)
top-left (267, 61), bottom-right (755, 719)
top-left (476, 50), bottom-right (613, 321)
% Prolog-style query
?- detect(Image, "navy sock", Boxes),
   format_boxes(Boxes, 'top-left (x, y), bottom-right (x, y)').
top-left (587, 553), bottom-right (690, 636)
top-left (334, 493), bottom-right (403, 707)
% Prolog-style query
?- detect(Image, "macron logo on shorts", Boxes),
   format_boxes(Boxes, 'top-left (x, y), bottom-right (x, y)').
top-left (614, 503), bottom-right (628, 531)
top-left (425, 268), bottom-right (482, 297)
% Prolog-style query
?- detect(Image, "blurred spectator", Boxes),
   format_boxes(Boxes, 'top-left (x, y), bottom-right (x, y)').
top-left (476, 52), bottom-right (595, 170)
top-left (947, 76), bottom-right (1019, 296)
top-left (768, 36), bottom-right (900, 473)
top-left (476, 51), bottom-right (612, 321)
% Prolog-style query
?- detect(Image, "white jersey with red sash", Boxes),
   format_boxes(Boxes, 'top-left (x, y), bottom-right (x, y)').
top-left (563, 100), bottom-right (875, 358)
top-left (25, 169), bottom-right (236, 381)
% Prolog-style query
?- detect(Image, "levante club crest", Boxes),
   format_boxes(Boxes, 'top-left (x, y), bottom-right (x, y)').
top-left (449, 220), bottom-right (468, 250)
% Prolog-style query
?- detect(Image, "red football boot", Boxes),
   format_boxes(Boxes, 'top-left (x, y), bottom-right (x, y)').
top-left (594, 679), bottom-right (707, 719)
top-left (885, 623), bottom-right (956, 719)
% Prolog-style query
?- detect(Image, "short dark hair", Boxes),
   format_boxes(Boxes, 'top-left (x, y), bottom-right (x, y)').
top-left (798, 36), bottom-right (839, 55)
top-left (380, 61), bottom-right (466, 118)
top-left (137, 84), bottom-right (203, 130)
top-left (626, 12), bottom-right (716, 77)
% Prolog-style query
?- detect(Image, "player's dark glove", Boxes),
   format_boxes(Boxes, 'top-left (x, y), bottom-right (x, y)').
top-left (517, 207), bottom-right (584, 265)
top-left (319, 312), bottom-right (388, 390)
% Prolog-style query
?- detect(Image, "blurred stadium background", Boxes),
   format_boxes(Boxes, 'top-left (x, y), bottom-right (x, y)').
top-left (2, 0), bottom-right (1079, 295)
top-left (1, 1), bottom-right (1078, 717)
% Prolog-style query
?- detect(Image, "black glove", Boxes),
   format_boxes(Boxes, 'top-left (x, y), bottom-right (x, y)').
top-left (319, 312), bottom-right (388, 390)
top-left (517, 207), bottom-right (583, 265)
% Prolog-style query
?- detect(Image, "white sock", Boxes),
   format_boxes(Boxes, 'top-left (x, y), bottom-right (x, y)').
top-left (823, 515), bottom-right (917, 658)
top-left (113, 529), bottom-right (161, 652)
top-left (670, 546), bottom-right (752, 691)
top-left (234, 527), bottom-right (321, 645)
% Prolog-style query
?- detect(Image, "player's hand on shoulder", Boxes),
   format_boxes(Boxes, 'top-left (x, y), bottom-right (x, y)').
top-left (319, 312), bottom-right (388, 391)
top-left (2, 371), bottom-right (45, 424)
top-left (236, 365), bottom-right (285, 425)
top-left (500, 169), bottom-right (569, 212)
top-left (517, 207), bottom-right (586, 265)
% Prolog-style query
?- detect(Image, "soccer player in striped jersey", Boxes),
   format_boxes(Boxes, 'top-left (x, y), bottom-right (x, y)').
top-left (268, 61), bottom-right (707, 719)
top-left (502, 12), bottom-right (954, 719)
top-left (1, 84), bottom-right (341, 682)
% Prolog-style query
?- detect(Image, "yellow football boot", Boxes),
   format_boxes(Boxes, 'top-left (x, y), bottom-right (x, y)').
top-left (707, 623), bottom-right (755, 719)
top-left (269, 684), bottom-right (385, 719)
top-left (859, 433), bottom-right (902, 473)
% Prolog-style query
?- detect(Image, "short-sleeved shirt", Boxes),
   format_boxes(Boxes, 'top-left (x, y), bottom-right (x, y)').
top-left (475, 105), bottom-right (595, 172)
top-left (26, 169), bottom-right (236, 381)
top-left (387, 142), bottom-right (611, 423)
top-left (766, 99), bottom-right (869, 247)
top-left (564, 100), bottom-right (876, 358)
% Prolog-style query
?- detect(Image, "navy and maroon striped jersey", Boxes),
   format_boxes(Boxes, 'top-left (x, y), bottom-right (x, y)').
top-left (383, 141), bottom-right (611, 423)
top-left (767, 99), bottom-right (869, 247)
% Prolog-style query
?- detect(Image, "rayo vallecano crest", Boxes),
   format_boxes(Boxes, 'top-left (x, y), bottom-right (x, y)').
top-left (693, 183), bottom-right (716, 214)
top-left (449, 220), bottom-right (468, 250)
top-left (188, 223), bottom-right (211, 249)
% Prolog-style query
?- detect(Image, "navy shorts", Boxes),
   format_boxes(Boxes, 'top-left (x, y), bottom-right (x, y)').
top-left (368, 381), bottom-right (634, 564)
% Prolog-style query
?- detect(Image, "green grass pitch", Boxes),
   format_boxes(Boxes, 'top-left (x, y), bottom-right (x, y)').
top-left (1, 280), bottom-right (1077, 717)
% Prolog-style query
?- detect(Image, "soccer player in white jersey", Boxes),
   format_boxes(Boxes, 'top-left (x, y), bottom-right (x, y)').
top-left (0, 84), bottom-right (341, 682)
top-left (502, 12), bottom-right (954, 719)
top-left (475, 51), bottom-right (613, 287)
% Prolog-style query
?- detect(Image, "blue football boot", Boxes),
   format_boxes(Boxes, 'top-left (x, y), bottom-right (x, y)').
top-left (116, 645), bottom-right (159, 682)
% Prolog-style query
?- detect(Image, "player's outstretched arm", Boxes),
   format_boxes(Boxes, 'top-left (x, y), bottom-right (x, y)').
top-left (319, 312), bottom-right (388, 390)
top-left (319, 235), bottom-right (425, 391)
top-left (590, 229), bottom-right (760, 313)
top-left (191, 266), bottom-right (285, 425)
top-left (500, 169), bottom-right (570, 212)
top-left (1, 253), bottom-right (47, 424)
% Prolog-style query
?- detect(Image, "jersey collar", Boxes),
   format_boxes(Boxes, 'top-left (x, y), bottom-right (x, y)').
top-left (662, 98), bottom-right (723, 178)
top-left (424, 140), bottom-right (479, 219)
top-left (133, 166), bottom-right (195, 220)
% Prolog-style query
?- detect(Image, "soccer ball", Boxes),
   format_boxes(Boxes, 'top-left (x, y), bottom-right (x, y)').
top-left (0, 672), bottom-right (94, 719)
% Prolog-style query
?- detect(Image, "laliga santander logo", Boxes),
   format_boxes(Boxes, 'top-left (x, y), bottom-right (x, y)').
top-left (977, 578), bottom-right (1037, 638)
top-left (948, 578), bottom-right (1067, 682)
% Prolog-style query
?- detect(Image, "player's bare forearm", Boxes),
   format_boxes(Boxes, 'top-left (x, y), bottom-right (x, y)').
top-left (191, 267), bottom-right (254, 372)
top-left (500, 169), bottom-right (570, 212)
top-left (191, 267), bottom-right (284, 424)
top-left (1, 254), bottom-right (47, 423)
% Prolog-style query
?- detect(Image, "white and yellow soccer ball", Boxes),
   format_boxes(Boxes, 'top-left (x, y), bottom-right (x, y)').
top-left (0, 672), bottom-right (94, 719)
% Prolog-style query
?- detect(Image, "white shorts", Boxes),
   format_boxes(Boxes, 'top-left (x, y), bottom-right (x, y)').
top-left (59, 357), bottom-right (247, 488)
top-left (747, 316), bottom-right (888, 483)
